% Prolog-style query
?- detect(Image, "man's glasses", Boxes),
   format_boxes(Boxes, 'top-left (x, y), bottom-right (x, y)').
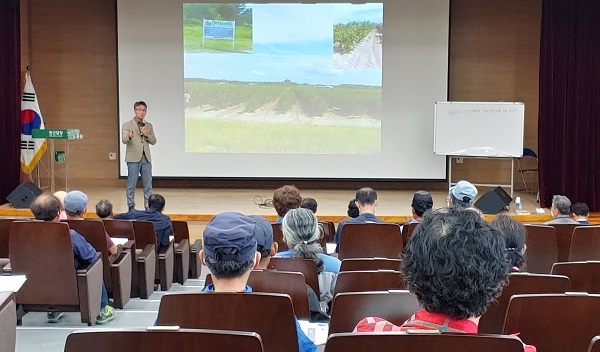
top-left (135, 108), bottom-right (147, 112)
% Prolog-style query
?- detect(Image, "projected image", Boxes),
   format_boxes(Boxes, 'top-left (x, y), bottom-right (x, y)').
top-left (184, 3), bottom-right (383, 154)
top-left (184, 4), bottom-right (253, 52)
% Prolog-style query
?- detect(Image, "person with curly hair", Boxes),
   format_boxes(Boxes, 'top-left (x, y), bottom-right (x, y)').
top-left (490, 214), bottom-right (527, 271)
top-left (354, 208), bottom-right (535, 352)
top-left (273, 185), bottom-right (302, 224)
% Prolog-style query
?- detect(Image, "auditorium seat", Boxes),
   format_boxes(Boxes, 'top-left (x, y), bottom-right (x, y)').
top-left (0, 219), bottom-right (12, 272)
top-left (478, 273), bottom-right (571, 334)
top-left (66, 219), bottom-right (132, 309)
top-left (103, 219), bottom-right (155, 299)
top-left (333, 270), bottom-right (405, 297)
top-left (271, 223), bottom-right (288, 252)
top-left (204, 270), bottom-right (310, 319)
top-left (172, 220), bottom-right (199, 280)
top-left (338, 223), bottom-right (402, 260)
top-left (132, 221), bottom-right (174, 291)
top-left (268, 257), bottom-right (320, 297)
top-left (401, 222), bottom-right (419, 247)
top-left (9, 221), bottom-right (103, 325)
top-left (324, 332), bottom-right (525, 352)
top-left (328, 290), bottom-right (419, 334)
top-left (504, 293), bottom-right (600, 352)
top-left (318, 221), bottom-right (336, 252)
top-left (551, 224), bottom-right (580, 262)
top-left (340, 258), bottom-right (401, 272)
top-left (551, 261), bottom-right (600, 293)
top-left (64, 328), bottom-right (264, 352)
top-left (523, 224), bottom-right (558, 273)
top-left (157, 292), bottom-right (298, 352)
top-left (588, 336), bottom-right (600, 352)
top-left (0, 292), bottom-right (16, 352)
top-left (568, 226), bottom-right (600, 261)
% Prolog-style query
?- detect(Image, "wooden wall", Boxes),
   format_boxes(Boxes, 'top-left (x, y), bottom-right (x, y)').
top-left (21, 0), bottom-right (542, 189)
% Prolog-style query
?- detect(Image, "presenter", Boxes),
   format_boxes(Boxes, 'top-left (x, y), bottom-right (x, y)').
top-left (122, 101), bottom-right (156, 210)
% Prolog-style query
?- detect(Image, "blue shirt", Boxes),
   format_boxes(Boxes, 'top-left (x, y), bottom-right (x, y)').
top-left (114, 208), bottom-right (173, 247)
top-left (203, 283), bottom-right (318, 352)
top-left (274, 249), bottom-right (341, 274)
top-left (70, 229), bottom-right (98, 268)
top-left (333, 213), bottom-right (387, 245)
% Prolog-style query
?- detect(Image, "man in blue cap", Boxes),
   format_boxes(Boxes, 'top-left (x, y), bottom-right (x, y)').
top-left (200, 212), bottom-right (317, 352)
top-left (448, 180), bottom-right (478, 208)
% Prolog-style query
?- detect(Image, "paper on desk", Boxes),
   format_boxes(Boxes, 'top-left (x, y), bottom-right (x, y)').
top-left (298, 320), bottom-right (329, 345)
top-left (0, 275), bottom-right (27, 292)
top-left (111, 237), bottom-right (129, 246)
top-left (326, 243), bottom-right (336, 254)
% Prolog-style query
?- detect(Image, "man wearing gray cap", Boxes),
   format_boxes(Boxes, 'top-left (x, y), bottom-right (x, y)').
top-left (64, 190), bottom-right (118, 255)
top-left (448, 180), bottom-right (478, 208)
top-left (199, 212), bottom-right (318, 352)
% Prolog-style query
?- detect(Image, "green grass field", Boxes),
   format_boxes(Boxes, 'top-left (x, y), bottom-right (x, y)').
top-left (184, 24), bottom-right (252, 52)
top-left (184, 81), bottom-right (382, 118)
top-left (185, 118), bottom-right (380, 154)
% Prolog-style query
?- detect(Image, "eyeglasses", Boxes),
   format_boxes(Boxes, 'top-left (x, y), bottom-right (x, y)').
top-left (135, 108), bottom-right (147, 112)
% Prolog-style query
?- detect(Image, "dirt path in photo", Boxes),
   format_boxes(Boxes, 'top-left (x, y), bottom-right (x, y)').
top-left (333, 29), bottom-right (383, 70)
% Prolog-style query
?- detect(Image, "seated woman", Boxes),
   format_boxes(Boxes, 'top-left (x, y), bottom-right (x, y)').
top-left (490, 214), bottom-right (526, 272)
top-left (353, 208), bottom-right (535, 352)
top-left (275, 208), bottom-right (341, 303)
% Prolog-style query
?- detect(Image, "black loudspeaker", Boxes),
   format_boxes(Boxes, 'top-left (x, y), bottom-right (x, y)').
top-left (6, 182), bottom-right (43, 209)
top-left (474, 187), bottom-right (513, 214)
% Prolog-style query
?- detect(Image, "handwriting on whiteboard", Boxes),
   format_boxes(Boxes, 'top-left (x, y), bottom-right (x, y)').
top-left (447, 107), bottom-right (519, 117)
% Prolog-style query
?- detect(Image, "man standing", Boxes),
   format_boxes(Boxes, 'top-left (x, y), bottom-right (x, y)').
top-left (122, 101), bottom-right (156, 210)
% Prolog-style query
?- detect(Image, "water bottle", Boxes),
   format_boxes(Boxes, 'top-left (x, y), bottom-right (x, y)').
top-left (515, 196), bottom-right (523, 212)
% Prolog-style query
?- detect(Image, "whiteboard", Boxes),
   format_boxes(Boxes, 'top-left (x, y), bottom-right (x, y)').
top-left (434, 102), bottom-right (524, 157)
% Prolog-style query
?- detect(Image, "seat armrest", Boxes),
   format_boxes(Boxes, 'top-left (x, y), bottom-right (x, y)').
top-left (110, 249), bottom-right (132, 267)
top-left (138, 244), bottom-right (156, 262)
top-left (0, 258), bottom-right (10, 274)
top-left (175, 239), bottom-right (189, 254)
top-left (76, 255), bottom-right (102, 275)
top-left (190, 239), bottom-right (202, 253)
top-left (122, 240), bottom-right (135, 252)
top-left (158, 241), bottom-right (174, 259)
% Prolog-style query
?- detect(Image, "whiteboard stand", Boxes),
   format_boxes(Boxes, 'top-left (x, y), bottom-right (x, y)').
top-left (448, 156), bottom-right (515, 198)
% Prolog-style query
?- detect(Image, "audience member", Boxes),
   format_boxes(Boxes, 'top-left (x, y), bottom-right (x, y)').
top-left (354, 208), bottom-right (512, 333)
top-left (200, 212), bottom-right (318, 352)
top-left (113, 194), bottom-right (173, 247)
top-left (30, 193), bottom-right (116, 324)
top-left (53, 190), bottom-right (68, 220)
top-left (95, 199), bottom-right (114, 219)
top-left (276, 208), bottom-right (341, 303)
top-left (448, 180), bottom-right (478, 208)
top-left (571, 202), bottom-right (590, 225)
top-left (64, 191), bottom-right (118, 255)
top-left (409, 190), bottom-right (433, 223)
top-left (334, 187), bottom-right (386, 248)
top-left (347, 199), bottom-right (359, 218)
top-left (273, 185), bottom-right (302, 224)
top-left (300, 197), bottom-right (318, 214)
top-left (544, 195), bottom-right (579, 225)
top-left (490, 214), bottom-right (526, 271)
top-left (247, 215), bottom-right (277, 269)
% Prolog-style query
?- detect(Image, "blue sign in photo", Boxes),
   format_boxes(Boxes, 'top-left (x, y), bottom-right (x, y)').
top-left (204, 26), bottom-right (234, 39)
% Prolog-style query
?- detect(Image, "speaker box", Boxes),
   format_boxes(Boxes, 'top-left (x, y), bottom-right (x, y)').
top-left (474, 187), bottom-right (513, 214)
top-left (6, 182), bottom-right (43, 209)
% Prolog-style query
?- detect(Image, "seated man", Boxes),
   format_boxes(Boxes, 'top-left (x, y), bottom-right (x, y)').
top-left (571, 202), bottom-right (590, 225)
top-left (448, 180), bottom-right (478, 208)
top-left (334, 187), bottom-right (386, 249)
top-left (64, 190), bottom-right (118, 255)
top-left (273, 185), bottom-right (303, 224)
top-left (200, 212), bottom-right (318, 352)
top-left (95, 199), bottom-right (114, 219)
top-left (113, 194), bottom-right (173, 247)
top-left (30, 193), bottom-right (116, 325)
top-left (353, 208), bottom-right (535, 351)
top-left (544, 195), bottom-right (579, 225)
top-left (409, 190), bottom-right (433, 223)
top-left (300, 198), bottom-right (318, 214)
top-left (248, 215), bottom-right (278, 269)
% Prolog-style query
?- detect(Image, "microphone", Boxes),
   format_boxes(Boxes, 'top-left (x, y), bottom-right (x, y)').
top-left (139, 121), bottom-right (146, 138)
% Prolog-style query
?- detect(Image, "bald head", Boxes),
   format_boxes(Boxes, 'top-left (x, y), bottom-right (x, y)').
top-left (30, 193), bottom-right (61, 222)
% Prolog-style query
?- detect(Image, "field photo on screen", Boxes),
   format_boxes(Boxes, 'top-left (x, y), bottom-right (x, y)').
top-left (184, 3), bottom-right (383, 154)
top-left (184, 3), bottom-right (253, 52)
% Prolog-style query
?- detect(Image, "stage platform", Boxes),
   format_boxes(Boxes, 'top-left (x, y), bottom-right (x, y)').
top-left (1, 186), bottom-right (554, 223)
